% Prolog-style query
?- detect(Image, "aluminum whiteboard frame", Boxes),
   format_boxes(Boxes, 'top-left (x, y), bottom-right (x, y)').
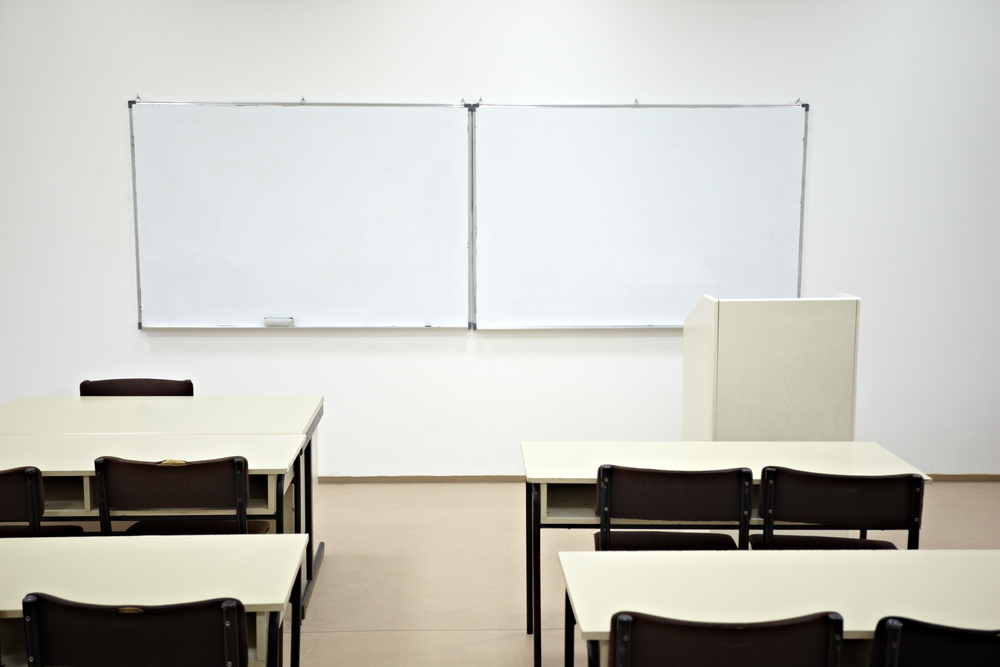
top-left (128, 100), bottom-right (808, 330)
top-left (471, 102), bottom-right (809, 329)
top-left (129, 100), bottom-right (471, 329)
top-left (467, 103), bottom-right (478, 330)
top-left (128, 104), bottom-right (143, 329)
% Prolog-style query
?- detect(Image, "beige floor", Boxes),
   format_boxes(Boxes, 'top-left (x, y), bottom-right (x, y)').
top-left (286, 480), bottom-right (1000, 666)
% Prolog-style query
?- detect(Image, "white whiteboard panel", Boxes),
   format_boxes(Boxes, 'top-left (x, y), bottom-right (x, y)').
top-left (131, 103), bottom-right (469, 327)
top-left (474, 105), bottom-right (806, 328)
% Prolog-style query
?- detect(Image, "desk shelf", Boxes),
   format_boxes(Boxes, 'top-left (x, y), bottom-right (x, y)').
top-left (542, 483), bottom-right (597, 524)
top-left (541, 482), bottom-right (764, 525)
top-left (40, 476), bottom-right (88, 515)
top-left (39, 473), bottom-right (279, 518)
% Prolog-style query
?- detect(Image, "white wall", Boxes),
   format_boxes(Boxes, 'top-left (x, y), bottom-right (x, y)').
top-left (1, 0), bottom-right (998, 475)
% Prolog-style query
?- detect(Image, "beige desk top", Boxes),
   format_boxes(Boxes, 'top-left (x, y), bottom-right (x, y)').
top-left (523, 441), bottom-right (929, 483)
top-left (0, 396), bottom-right (323, 436)
top-left (0, 433), bottom-right (307, 476)
top-left (0, 534), bottom-right (308, 618)
top-left (560, 550), bottom-right (1000, 642)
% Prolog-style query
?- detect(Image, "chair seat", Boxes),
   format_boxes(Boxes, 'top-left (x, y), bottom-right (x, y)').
top-left (749, 534), bottom-right (897, 550)
top-left (595, 530), bottom-right (738, 551)
top-left (124, 519), bottom-right (270, 535)
top-left (0, 524), bottom-right (86, 538)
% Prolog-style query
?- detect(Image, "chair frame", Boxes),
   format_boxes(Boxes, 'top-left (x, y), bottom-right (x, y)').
top-left (871, 616), bottom-right (1000, 667)
top-left (0, 466), bottom-right (64, 538)
top-left (94, 456), bottom-right (250, 535)
top-left (609, 610), bottom-right (843, 667)
top-left (564, 466), bottom-right (753, 667)
top-left (2, 466), bottom-right (88, 542)
top-left (2, 467), bottom-right (43, 536)
top-left (598, 464), bottom-right (753, 551)
top-left (22, 593), bottom-right (245, 667)
top-left (759, 466), bottom-right (924, 550)
top-left (80, 378), bottom-right (194, 396)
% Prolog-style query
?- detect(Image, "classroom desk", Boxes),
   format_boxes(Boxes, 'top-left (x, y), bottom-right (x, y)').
top-left (522, 440), bottom-right (929, 667)
top-left (0, 534), bottom-right (308, 667)
top-left (0, 396), bottom-right (324, 611)
top-left (560, 550), bottom-right (1000, 667)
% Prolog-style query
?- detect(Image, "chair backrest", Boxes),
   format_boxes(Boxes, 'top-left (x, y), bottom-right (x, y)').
top-left (0, 466), bottom-right (44, 535)
top-left (80, 378), bottom-right (194, 396)
top-left (23, 592), bottom-right (248, 667)
top-left (597, 465), bottom-right (753, 550)
top-left (760, 466), bottom-right (924, 549)
top-left (870, 616), bottom-right (1000, 666)
top-left (609, 610), bottom-right (843, 667)
top-left (94, 456), bottom-right (249, 534)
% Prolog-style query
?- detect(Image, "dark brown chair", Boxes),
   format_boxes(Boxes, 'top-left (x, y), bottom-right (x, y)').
top-left (608, 610), bottom-right (843, 667)
top-left (94, 456), bottom-right (269, 535)
top-left (22, 592), bottom-right (247, 667)
top-left (596, 465), bottom-right (753, 551)
top-left (0, 467), bottom-right (85, 537)
top-left (80, 378), bottom-right (194, 396)
top-left (750, 466), bottom-right (924, 550)
top-left (869, 616), bottom-right (1000, 666)
top-left (565, 466), bottom-right (755, 667)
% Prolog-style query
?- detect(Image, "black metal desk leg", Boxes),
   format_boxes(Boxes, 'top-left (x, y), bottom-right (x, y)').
top-left (526, 480), bottom-right (534, 634)
top-left (291, 570), bottom-right (302, 667)
top-left (291, 453), bottom-right (304, 620)
top-left (275, 474), bottom-right (285, 534)
top-left (301, 438), bottom-right (325, 614)
top-left (293, 454), bottom-right (302, 536)
top-left (587, 640), bottom-right (599, 667)
top-left (303, 439), bottom-right (314, 578)
top-left (565, 591), bottom-right (576, 667)
top-left (533, 483), bottom-right (542, 667)
top-left (266, 611), bottom-right (281, 667)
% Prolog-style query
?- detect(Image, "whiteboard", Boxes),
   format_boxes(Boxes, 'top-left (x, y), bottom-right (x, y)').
top-left (474, 105), bottom-right (807, 328)
top-left (131, 103), bottom-right (470, 327)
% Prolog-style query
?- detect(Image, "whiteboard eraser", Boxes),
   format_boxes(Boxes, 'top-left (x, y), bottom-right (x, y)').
top-left (264, 317), bottom-right (295, 327)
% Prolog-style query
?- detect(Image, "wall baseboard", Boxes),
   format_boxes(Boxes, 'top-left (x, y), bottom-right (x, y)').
top-left (929, 473), bottom-right (1000, 482)
top-left (320, 475), bottom-right (524, 484)
top-left (319, 473), bottom-right (1000, 484)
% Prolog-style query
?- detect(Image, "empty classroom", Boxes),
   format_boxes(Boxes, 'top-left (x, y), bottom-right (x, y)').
top-left (1, 2), bottom-right (999, 666)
